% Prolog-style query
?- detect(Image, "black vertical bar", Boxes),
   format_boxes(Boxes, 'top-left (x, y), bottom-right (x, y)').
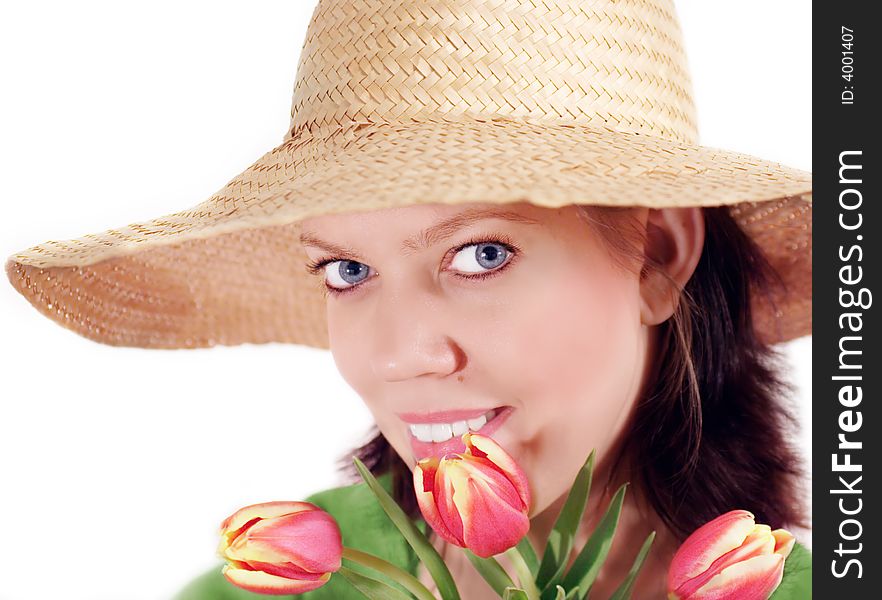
top-left (814, 1), bottom-right (880, 597)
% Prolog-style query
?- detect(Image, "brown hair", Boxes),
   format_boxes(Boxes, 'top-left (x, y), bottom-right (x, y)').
top-left (335, 205), bottom-right (810, 541)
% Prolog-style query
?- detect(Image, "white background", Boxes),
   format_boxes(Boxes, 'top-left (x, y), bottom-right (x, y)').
top-left (0, 2), bottom-right (810, 599)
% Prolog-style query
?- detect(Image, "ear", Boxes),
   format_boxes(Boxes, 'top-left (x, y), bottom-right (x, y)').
top-left (639, 207), bottom-right (706, 326)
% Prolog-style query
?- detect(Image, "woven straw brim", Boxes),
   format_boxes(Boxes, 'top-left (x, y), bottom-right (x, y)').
top-left (5, 115), bottom-right (811, 349)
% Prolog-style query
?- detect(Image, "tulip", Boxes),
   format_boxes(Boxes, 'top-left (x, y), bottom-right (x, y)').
top-left (667, 509), bottom-right (795, 600)
top-left (413, 431), bottom-right (531, 558)
top-left (217, 501), bottom-right (343, 595)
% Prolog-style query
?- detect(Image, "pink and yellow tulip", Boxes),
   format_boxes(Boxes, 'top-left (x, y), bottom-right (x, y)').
top-left (413, 431), bottom-right (531, 558)
top-left (217, 501), bottom-right (343, 595)
top-left (667, 509), bottom-right (795, 600)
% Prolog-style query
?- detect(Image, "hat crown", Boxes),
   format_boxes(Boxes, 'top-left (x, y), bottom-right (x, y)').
top-left (286, 0), bottom-right (697, 143)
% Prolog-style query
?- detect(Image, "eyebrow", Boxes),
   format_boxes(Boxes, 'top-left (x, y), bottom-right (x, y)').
top-left (299, 207), bottom-right (540, 258)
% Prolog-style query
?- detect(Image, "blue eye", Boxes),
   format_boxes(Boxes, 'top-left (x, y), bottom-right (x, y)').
top-left (450, 242), bottom-right (510, 273)
top-left (325, 260), bottom-right (371, 290)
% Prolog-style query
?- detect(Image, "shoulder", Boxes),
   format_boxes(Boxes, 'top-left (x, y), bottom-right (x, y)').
top-left (770, 540), bottom-right (812, 600)
top-left (171, 472), bottom-right (425, 600)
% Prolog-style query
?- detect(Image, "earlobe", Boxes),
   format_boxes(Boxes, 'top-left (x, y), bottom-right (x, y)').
top-left (639, 207), bottom-right (706, 326)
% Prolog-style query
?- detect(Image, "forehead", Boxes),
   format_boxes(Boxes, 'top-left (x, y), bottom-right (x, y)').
top-left (301, 201), bottom-right (544, 232)
top-left (299, 202), bottom-right (561, 253)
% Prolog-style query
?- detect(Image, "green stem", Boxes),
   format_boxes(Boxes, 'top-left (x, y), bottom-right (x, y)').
top-left (506, 546), bottom-right (542, 600)
top-left (342, 546), bottom-right (438, 600)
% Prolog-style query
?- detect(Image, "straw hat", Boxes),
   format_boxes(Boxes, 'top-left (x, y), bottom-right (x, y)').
top-left (5, 0), bottom-right (811, 350)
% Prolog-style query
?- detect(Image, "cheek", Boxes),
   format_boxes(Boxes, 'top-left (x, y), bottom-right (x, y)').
top-left (507, 263), bottom-right (642, 404)
top-left (489, 261), bottom-right (644, 509)
top-left (326, 301), bottom-right (420, 445)
top-left (326, 306), bottom-right (377, 397)
top-left (327, 310), bottom-right (413, 459)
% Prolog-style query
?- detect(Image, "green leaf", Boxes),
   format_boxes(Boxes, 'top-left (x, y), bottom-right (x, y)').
top-left (535, 451), bottom-right (595, 590)
top-left (352, 456), bottom-right (461, 600)
top-left (538, 529), bottom-right (568, 597)
top-left (559, 483), bottom-right (628, 596)
top-left (554, 585), bottom-right (567, 600)
top-left (503, 587), bottom-right (530, 600)
top-left (608, 531), bottom-right (656, 600)
top-left (516, 536), bottom-right (541, 579)
top-left (463, 549), bottom-right (516, 596)
top-left (507, 545), bottom-right (542, 599)
top-left (337, 565), bottom-right (418, 600)
top-left (342, 547), bottom-right (437, 600)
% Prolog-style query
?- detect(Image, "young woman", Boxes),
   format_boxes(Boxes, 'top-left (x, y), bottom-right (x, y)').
top-left (5, 0), bottom-right (811, 598)
top-left (293, 200), bottom-right (810, 599)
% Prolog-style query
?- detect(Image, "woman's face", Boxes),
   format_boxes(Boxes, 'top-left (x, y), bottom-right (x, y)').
top-left (299, 202), bottom-right (654, 516)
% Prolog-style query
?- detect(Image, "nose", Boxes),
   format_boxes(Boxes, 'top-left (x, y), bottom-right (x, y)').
top-left (368, 286), bottom-right (466, 382)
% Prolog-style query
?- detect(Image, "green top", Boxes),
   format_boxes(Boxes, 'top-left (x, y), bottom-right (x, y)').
top-left (173, 473), bottom-right (812, 600)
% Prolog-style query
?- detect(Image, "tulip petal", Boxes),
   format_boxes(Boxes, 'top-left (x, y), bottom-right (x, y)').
top-left (464, 433), bottom-right (531, 509)
top-left (225, 510), bottom-right (342, 574)
top-left (414, 458), bottom-right (460, 545)
top-left (456, 456), bottom-right (527, 512)
top-left (241, 559), bottom-right (329, 582)
top-left (684, 553), bottom-right (785, 600)
top-left (673, 524), bottom-right (777, 598)
top-left (435, 458), bottom-right (467, 544)
top-left (445, 460), bottom-right (530, 557)
top-left (459, 476), bottom-right (530, 557)
top-left (415, 457), bottom-right (441, 494)
top-left (717, 524), bottom-right (776, 564)
top-left (218, 501), bottom-right (318, 555)
top-left (222, 564), bottom-right (331, 595)
top-left (220, 501), bottom-right (315, 536)
top-left (771, 529), bottom-right (795, 558)
top-left (667, 510), bottom-right (757, 592)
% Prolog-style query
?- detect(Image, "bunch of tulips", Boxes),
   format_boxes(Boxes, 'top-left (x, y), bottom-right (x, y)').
top-left (217, 432), bottom-right (794, 599)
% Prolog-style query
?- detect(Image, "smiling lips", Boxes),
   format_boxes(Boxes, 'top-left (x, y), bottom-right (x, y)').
top-left (406, 406), bottom-right (514, 461)
top-left (407, 408), bottom-right (498, 443)
top-left (397, 406), bottom-right (502, 424)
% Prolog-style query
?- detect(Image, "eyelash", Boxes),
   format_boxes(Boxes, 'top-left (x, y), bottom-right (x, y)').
top-left (305, 233), bottom-right (521, 298)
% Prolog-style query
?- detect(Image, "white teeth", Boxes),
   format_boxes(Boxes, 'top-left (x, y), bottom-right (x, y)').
top-left (431, 423), bottom-right (453, 442)
top-left (451, 420), bottom-right (469, 437)
top-left (466, 414), bottom-right (487, 430)
top-left (409, 409), bottom-right (498, 443)
top-left (410, 423), bottom-right (432, 440)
